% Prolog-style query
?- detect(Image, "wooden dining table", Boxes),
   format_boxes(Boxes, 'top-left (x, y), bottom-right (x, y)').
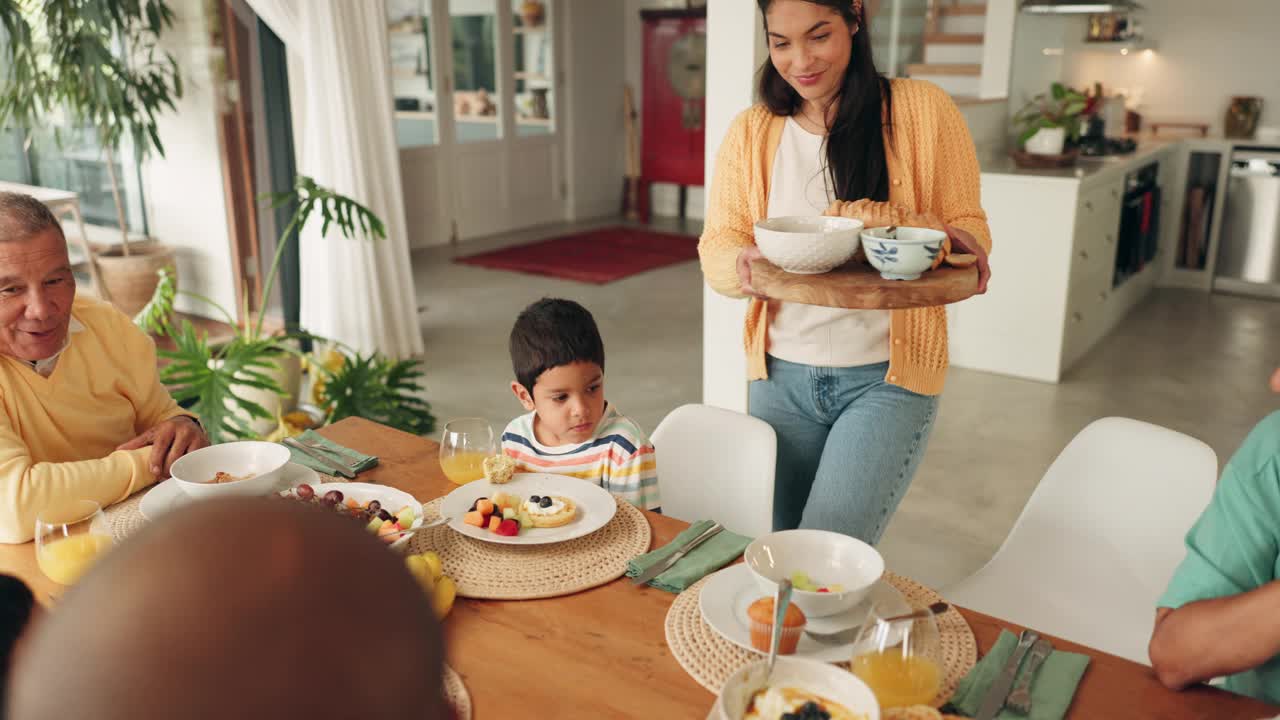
top-left (2, 416), bottom-right (1277, 719)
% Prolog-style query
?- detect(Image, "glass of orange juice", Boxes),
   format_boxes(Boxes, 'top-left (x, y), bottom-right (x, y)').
top-left (35, 500), bottom-right (114, 586)
top-left (440, 418), bottom-right (496, 485)
top-left (850, 602), bottom-right (944, 708)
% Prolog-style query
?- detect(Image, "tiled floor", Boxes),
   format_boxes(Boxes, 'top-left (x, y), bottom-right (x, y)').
top-left (414, 217), bottom-right (1280, 589)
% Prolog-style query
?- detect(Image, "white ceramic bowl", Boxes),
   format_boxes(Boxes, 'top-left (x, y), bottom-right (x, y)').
top-left (861, 225), bottom-right (948, 281)
top-left (754, 216), bottom-right (865, 274)
top-left (745, 529), bottom-right (885, 618)
top-left (714, 656), bottom-right (880, 720)
top-left (171, 441), bottom-right (292, 500)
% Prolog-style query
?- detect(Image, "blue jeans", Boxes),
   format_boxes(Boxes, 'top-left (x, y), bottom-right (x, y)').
top-left (749, 356), bottom-right (939, 544)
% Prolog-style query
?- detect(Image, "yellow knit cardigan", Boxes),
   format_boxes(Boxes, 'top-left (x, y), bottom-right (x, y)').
top-left (698, 78), bottom-right (992, 396)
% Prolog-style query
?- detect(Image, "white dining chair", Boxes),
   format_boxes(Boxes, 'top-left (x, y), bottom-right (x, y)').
top-left (942, 417), bottom-right (1217, 665)
top-left (650, 404), bottom-right (776, 538)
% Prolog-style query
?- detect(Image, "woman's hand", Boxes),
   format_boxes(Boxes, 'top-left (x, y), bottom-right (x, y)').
top-left (945, 225), bottom-right (991, 294)
top-left (736, 246), bottom-right (769, 299)
top-left (1270, 368), bottom-right (1280, 393)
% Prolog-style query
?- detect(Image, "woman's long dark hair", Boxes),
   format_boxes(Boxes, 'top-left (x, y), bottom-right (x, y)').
top-left (757, 0), bottom-right (893, 202)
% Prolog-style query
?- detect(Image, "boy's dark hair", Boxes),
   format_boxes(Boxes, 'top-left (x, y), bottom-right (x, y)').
top-left (509, 298), bottom-right (605, 393)
top-left (0, 573), bottom-right (34, 708)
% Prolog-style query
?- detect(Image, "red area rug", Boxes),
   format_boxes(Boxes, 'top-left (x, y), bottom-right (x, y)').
top-left (455, 226), bottom-right (699, 284)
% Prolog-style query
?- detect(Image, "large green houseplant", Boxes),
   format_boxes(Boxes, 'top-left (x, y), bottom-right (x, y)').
top-left (0, 0), bottom-right (185, 316)
top-left (137, 176), bottom-right (435, 442)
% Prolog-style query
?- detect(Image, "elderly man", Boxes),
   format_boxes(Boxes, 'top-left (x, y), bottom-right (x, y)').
top-left (0, 192), bottom-right (206, 543)
top-left (1149, 370), bottom-right (1280, 702)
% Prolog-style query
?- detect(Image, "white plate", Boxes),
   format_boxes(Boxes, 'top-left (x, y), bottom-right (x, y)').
top-left (278, 482), bottom-right (425, 552)
top-left (139, 462), bottom-right (320, 520)
top-left (438, 472), bottom-right (617, 545)
top-left (698, 563), bottom-right (911, 662)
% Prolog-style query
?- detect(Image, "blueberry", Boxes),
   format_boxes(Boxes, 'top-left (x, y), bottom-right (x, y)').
top-left (530, 495), bottom-right (541, 504)
top-left (801, 702), bottom-right (820, 714)
top-left (539, 496), bottom-right (553, 508)
top-left (781, 714), bottom-right (799, 720)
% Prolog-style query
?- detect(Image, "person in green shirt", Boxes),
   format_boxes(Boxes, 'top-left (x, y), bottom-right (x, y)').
top-left (1150, 373), bottom-right (1280, 702)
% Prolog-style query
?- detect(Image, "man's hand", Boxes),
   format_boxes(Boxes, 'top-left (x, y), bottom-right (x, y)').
top-left (117, 416), bottom-right (209, 479)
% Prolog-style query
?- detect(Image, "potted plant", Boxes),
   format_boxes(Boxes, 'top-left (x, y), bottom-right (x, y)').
top-left (136, 176), bottom-right (393, 443)
top-left (310, 346), bottom-right (436, 437)
top-left (0, 0), bottom-right (184, 317)
top-left (519, 1), bottom-right (545, 27)
top-left (1013, 83), bottom-right (1088, 156)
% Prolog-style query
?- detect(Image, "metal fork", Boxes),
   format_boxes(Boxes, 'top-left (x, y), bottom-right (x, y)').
top-left (294, 438), bottom-right (359, 468)
top-left (1005, 637), bottom-right (1054, 715)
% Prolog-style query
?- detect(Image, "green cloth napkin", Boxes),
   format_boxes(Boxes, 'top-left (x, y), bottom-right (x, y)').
top-left (625, 519), bottom-right (751, 593)
top-left (945, 630), bottom-right (1091, 720)
top-left (284, 430), bottom-right (379, 476)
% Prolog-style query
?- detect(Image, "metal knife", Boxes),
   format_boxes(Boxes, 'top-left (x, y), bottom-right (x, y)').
top-left (631, 522), bottom-right (724, 586)
top-left (974, 629), bottom-right (1039, 720)
top-left (283, 438), bottom-right (356, 479)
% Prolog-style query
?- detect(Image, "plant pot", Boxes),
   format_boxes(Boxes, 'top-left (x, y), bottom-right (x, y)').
top-left (520, 1), bottom-right (545, 27)
top-left (1024, 126), bottom-right (1067, 156)
top-left (212, 351), bottom-right (303, 438)
top-left (93, 241), bottom-right (176, 318)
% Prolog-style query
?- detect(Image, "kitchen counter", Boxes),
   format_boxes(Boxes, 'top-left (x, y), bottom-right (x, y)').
top-left (979, 137), bottom-right (1182, 184)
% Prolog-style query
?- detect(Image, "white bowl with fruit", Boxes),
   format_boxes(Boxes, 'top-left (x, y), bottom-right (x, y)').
top-left (744, 529), bottom-right (884, 618)
top-left (279, 482), bottom-right (424, 552)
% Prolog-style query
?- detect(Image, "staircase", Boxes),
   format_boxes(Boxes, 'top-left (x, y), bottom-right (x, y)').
top-left (906, 1), bottom-right (990, 99)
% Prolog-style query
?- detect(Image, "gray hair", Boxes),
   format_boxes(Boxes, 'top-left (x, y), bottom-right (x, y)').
top-left (0, 192), bottom-right (65, 244)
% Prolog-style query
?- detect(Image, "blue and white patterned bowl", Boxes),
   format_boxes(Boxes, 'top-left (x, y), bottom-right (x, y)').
top-left (754, 216), bottom-right (865, 275)
top-left (860, 226), bottom-right (948, 281)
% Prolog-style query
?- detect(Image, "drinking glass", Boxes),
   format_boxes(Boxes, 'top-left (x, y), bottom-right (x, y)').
top-left (850, 602), bottom-right (945, 708)
top-left (439, 418), bottom-right (496, 485)
top-left (35, 500), bottom-right (114, 586)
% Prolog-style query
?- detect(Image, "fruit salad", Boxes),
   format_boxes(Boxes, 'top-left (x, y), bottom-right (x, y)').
top-left (461, 490), bottom-right (544, 536)
top-left (791, 571), bottom-right (846, 594)
top-left (282, 484), bottom-right (417, 545)
top-left (404, 550), bottom-right (457, 620)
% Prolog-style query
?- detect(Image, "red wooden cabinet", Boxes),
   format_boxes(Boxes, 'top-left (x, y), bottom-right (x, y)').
top-left (640, 9), bottom-right (706, 217)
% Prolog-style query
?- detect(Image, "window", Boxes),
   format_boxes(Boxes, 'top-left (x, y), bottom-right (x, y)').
top-left (388, 0), bottom-right (440, 148)
top-left (449, 0), bottom-right (501, 144)
top-left (0, 31), bottom-right (148, 234)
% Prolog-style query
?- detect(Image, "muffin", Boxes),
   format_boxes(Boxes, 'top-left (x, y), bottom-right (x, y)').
top-left (482, 454), bottom-right (516, 484)
top-left (747, 597), bottom-right (807, 655)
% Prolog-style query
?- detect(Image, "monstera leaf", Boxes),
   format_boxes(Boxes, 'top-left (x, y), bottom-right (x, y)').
top-left (159, 320), bottom-right (287, 444)
top-left (315, 351), bottom-right (436, 437)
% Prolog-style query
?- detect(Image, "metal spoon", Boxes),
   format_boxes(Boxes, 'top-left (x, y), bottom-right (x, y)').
top-left (766, 578), bottom-right (794, 680)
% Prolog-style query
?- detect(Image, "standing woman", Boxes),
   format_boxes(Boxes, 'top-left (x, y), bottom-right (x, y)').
top-left (698, 0), bottom-right (992, 543)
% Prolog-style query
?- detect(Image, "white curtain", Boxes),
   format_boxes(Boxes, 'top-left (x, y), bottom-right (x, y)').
top-left (247, 0), bottom-right (424, 358)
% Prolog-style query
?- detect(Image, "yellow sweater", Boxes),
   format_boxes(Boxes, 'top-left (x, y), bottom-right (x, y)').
top-left (698, 79), bottom-right (992, 396)
top-left (0, 296), bottom-right (188, 543)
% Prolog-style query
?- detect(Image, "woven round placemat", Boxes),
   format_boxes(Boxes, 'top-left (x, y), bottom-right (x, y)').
top-left (444, 665), bottom-right (471, 720)
top-left (408, 496), bottom-right (651, 600)
top-left (665, 569), bottom-right (977, 707)
top-left (104, 492), bottom-right (148, 542)
top-left (102, 473), bottom-right (346, 543)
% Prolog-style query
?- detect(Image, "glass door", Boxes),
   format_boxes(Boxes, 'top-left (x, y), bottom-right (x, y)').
top-left (388, 0), bottom-right (564, 244)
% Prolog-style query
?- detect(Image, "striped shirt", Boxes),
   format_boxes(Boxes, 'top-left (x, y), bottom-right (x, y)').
top-left (501, 404), bottom-right (661, 510)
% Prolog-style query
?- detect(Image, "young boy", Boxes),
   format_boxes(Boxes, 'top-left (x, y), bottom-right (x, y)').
top-left (502, 298), bottom-right (661, 511)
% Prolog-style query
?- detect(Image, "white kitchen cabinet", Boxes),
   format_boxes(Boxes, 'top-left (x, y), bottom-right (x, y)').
top-left (950, 143), bottom-right (1176, 383)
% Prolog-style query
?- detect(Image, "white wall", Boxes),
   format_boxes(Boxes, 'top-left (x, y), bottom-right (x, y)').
top-left (564, 1), bottom-right (627, 221)
top-left (1006, 12), bottom-right (1067, 116)
top-left (702, 0), bottom-right (765, 412)
top-left (143, 2), bottom-right (238, 319)
top-left (625, 0), bottom-right (708, 221)
top-left (1061, 0), bottom-right (1278, 135)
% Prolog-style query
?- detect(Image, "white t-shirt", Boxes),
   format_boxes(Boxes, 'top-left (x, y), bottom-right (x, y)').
top-left (765, 117), bottom-right (890, 368)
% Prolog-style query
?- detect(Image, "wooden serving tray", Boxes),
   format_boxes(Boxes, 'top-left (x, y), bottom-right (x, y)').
top-left (751, 259), bottom-right (979, 310)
